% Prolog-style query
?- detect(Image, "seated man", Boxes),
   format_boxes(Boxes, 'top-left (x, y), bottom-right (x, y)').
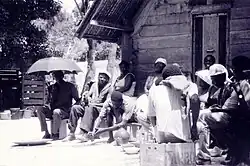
top-left (37, 71), bottom-right (80, 140)
top-left (89, 91), bottom-right (145, 143)
top-left (65, 71), bottom-right (111, 141)
top-left (147, 65), bottom-right (192, 143)
top-left (196, 64), bottom-right (238, 165)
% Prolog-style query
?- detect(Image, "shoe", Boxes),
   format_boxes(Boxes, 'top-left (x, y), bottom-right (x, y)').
top-left (196, 158), bottom-right (211, 165)
top-left (63, 133), bottom-right (76, 142)
top-left (209, 146), bottom-right (223, 157)
top-left (52, 133), bottom-right (59, 140)
top-left (42, 133), bottom-right (51, 139)
top-left (107, 137), bottom-right (115, 144)
top-left (78, 134), bottom-right (89, 142)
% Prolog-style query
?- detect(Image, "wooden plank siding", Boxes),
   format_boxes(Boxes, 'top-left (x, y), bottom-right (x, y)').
top-left (132, 1), bottom-right (192, 95)
top-left (230, 2), bottom-right (250, 60)
top-left (130, 0), bottom-right (250, 95)
top-left (22, 75), bottom-right (46, 108)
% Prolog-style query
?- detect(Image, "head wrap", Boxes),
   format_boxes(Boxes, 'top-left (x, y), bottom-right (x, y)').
top-left (99, 71), bottom-right (111, 79)
top-left (195, 69), bottom-right (212, 85)
top-left (155, 58), bottom-right (167, 66)
top-left (162, 64), bottom-right (182, 79)
top-left (111, 91), bottom-right (123, 102)
top-left (209, 64), bottom-right (231, 82)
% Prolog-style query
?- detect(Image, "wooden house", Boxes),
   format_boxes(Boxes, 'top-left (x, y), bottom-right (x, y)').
top-left (76, 0), bottom-right (250, 96)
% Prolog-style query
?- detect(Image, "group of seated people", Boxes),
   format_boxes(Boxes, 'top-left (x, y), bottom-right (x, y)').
top-left (37, 55), bottom-right (250, 165)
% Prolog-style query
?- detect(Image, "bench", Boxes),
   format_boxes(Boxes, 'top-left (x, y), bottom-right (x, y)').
top-left (49, 119), bottom-right (68, 140)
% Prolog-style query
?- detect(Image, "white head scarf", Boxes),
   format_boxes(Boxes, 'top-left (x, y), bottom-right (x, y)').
top-left (94, 69), bottom-right (111, 82)
top-left (209, 64), bottom-right (231, 83)
top-left (195, 69), bottom-right (212, 86)
top-left (155, 58), bottom-right (167, 65)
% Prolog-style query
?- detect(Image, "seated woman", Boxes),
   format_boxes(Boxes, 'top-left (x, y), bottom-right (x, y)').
top-left (113, 61), bottom-right (136, 97)
top-left (144, 58), bottom-right (167, 94)
top-left (195, 70), bottom-right (212, 108)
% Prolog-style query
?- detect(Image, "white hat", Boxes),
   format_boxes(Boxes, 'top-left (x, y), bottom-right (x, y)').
top-left (209, 64), bottom-right (231, 82)
top-left (195, 69), bottom-right (212, 85)
top-left (155, 58), bottom-right (167, 65)
top-left (99, 71), bottom-right (111, 79)
top-left (209, 64), bottom-right (227, 76)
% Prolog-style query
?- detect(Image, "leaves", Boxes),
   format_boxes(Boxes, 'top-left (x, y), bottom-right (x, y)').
top-left (0, 0), bottom-right (61, 70)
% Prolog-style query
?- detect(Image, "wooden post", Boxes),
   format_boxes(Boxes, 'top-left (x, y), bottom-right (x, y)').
top-left (121, 32), bottom-right (133, 63)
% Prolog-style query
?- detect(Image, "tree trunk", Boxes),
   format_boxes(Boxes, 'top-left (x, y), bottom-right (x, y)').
top-left (107, 43), bottom-right (120, 86)
top-left (81, 39), bottom-right (95, 96)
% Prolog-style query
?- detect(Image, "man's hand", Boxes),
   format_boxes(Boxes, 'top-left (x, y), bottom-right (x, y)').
top-left (87, 132), bottom-right (95, 141)
top-left (94, 128), bottom-right (106, 136)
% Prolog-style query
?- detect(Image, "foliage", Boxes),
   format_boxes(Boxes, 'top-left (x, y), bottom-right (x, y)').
top-left (0, 0), bottom-right (62, 70)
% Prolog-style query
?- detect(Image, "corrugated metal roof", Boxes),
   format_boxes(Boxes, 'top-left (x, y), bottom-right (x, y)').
top-left (76, 0), bottom-right (144, 43)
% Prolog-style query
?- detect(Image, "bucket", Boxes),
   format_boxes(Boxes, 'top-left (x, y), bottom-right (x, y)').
top-left (0, 110), bottom-right (11, 120)
top-left (10, 108), bottom-right (23, 120)
top-left (23, 109), bottom-right (32, 119)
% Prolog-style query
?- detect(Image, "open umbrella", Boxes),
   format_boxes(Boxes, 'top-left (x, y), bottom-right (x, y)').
top-left (26, 57), bottom-right (82, 74)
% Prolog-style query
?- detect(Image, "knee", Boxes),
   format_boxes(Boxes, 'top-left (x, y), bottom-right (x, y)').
top-left (196, 121), bottom-right (204, 133)
top-left (53, 109), bottom-right (61, 116)
top-left (71, 105), bottom-right (83, 112)
top-left (37, 106), bottom-right (46, 114)
top-left (85, 106), bottom-right (95, 113)
top-left (70, 105), bottom-right (84, 116)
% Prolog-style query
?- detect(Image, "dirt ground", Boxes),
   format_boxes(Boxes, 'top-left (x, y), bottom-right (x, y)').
top-left (0, 118), bottom-right (139, 166)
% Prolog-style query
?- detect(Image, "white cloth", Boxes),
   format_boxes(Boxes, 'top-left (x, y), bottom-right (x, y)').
top-left (195, 70), bottom-right (212, 86)
top-left (135, 94), bottom-right (149, 121)
top-left (187, 82), bottom-right (199, 97)
top-left (148, 75), bottom-right (191, 141)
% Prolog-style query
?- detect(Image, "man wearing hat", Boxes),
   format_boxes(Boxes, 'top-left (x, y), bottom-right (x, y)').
top-left (196, 64), bottom-right (239, 165)
top-left (88, 91), bottom-right (140, 143)
top-left (144, 58), bottom-right (167, 94)
top-left (65, 71), bottom-right (112, 141)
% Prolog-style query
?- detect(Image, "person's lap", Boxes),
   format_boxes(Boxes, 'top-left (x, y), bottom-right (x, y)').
top-left (40, 106), bottom-right (69, 120)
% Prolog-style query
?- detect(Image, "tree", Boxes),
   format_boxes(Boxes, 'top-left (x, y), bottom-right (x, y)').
top-left (0, 0), bottom-right (61, 71)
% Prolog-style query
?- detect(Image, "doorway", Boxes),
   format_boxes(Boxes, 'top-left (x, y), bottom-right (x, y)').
top-left (192, 13), bottom-right (228, 71)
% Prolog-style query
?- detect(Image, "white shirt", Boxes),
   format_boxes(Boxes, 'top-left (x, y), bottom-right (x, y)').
top-left (148, 84), bottom-right (191, 141)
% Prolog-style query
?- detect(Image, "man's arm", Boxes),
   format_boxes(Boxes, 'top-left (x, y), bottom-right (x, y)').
top-left (95, 120), bottom-right (128, 136)
top-left (72, 84), bottom-right (81, 104)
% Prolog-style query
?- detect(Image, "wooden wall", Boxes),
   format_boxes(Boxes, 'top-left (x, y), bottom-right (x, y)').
top-left (132, 0), bottom-right (192, 96)
top-left (130, 0), bottom-right (250, 96)
top-left (230, 0), bottom-right (250, 61)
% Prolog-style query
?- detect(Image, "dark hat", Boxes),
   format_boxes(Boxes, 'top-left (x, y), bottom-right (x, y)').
top-left (162, 65), bottom-right (182, 79)
top-left (52, 70), bottom-right (64, 78)
top-left (111, 91), bottom-right (123, 102)
top-left (232, 56), bottom-right (250, 71)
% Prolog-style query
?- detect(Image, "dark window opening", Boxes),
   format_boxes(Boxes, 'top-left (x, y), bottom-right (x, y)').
top-left (218, 15), bottom-right (227, 66)
top-left (194, 17), bottom-right (203, 71)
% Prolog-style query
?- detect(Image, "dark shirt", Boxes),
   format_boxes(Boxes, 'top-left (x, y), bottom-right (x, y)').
top-left (206, 82), bottom-right (238, 111)
top-left (47, 80), bottom-right (79, 112)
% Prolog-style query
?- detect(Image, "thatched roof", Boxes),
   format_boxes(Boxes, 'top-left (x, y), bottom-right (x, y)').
top-left (75, 0), bottom-right (144, 43)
